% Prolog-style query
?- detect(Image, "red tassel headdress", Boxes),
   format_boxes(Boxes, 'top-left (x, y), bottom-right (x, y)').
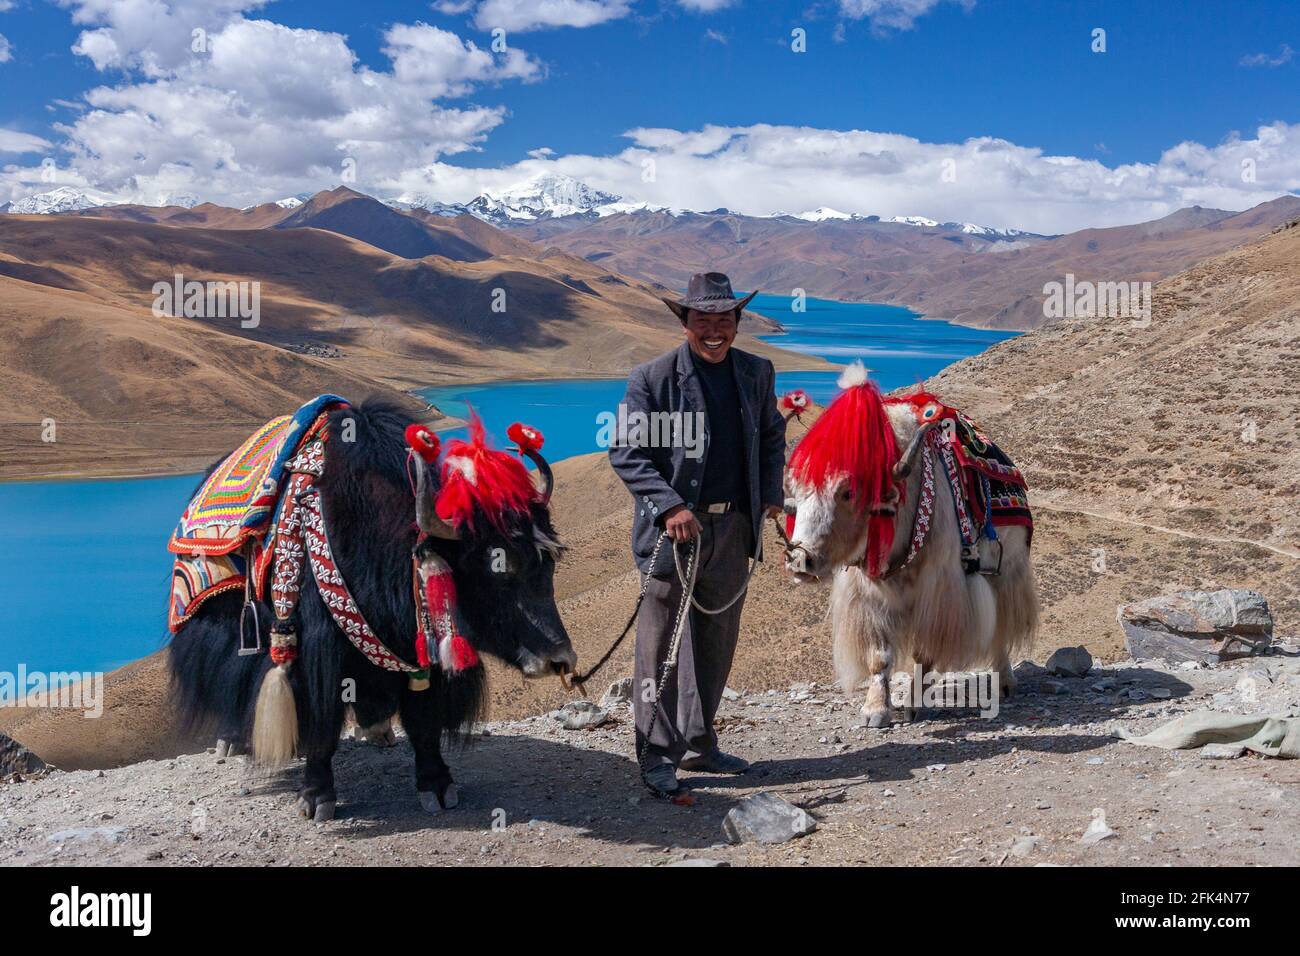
top-left (787, 364), bottom-right (901, 575)
top-left (435, 415), bottom-right (543, 532)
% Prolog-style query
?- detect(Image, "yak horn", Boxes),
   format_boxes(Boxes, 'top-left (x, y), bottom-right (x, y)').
top-left (520, 448), bottom-right (554, 505)
top-left (413, 454), bottom-right (459, 540)
top-left (892, 421), bottom-right (937, 481)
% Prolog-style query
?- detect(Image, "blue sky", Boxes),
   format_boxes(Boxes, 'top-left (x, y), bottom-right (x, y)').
top-left (0, 0), bottom-right (1297, 231)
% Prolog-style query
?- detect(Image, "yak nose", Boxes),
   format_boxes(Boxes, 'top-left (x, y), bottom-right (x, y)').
top-left (785, 546), bottom-right (810, 575)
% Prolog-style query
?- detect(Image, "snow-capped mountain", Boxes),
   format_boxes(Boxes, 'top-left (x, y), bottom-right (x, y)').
top-left (8, 186), bottom-right (120, 215)
top-left (883, 213), bottom-right (1041, 238)
top-left (150, 193), bottom-right (200, 209)
top-left (465, 173), bottom-right (623, 224)
top-left (886, 214), bottom-right (941, 227)
top-left (793, 207), bottom-right (859, 222)
top-left (386, 195), bottom-right (470, 218)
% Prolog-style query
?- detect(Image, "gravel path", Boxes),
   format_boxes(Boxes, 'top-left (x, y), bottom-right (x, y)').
top-left (3, 656), bottom-right (1298, 867)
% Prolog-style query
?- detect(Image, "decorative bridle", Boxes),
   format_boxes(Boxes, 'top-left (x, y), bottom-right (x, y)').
top-left (781, 402), bottom-right (943, 581)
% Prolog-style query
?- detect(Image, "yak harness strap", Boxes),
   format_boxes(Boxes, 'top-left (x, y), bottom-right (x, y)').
top-left (268, 439), bottom-right (431, 688)
top-left (413, 550), bottom-right (478, 688)
top-left (869, 429), bottom-right (938, 580)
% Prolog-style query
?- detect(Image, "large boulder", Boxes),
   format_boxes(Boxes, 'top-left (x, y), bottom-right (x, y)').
top-left (1046, 645), bottom-right (1094, 677)
top-left (0, 733), bottom-right (47, 776)
top-left (1118, 589), bottom-right (1273, 664)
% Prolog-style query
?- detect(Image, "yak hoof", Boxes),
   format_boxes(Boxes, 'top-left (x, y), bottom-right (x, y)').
top-left (419, 783), bottom-right (458, 814)
top-left (865, 710), bottom-right (889, 729)
top-left (297, 796), bottom-right (336, 822)
top-left (215, 739), bottom-right (230, 759)
top-left (356, 721), bottom-right (397, 747)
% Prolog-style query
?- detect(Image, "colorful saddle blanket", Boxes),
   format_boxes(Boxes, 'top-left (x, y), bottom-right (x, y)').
top-left (887, 393), bottom-right (1032, 547)
top-left (167, 394), bottom-right (348, 631)
top-left (946, 410), bottom-right (1033, 543)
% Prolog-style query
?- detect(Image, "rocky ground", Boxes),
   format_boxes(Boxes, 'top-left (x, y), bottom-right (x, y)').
top-left (3, 650), bottom-right (1298, 867)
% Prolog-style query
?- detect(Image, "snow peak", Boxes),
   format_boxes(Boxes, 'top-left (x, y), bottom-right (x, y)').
top-left (49, 886), bottom-right (151, 937)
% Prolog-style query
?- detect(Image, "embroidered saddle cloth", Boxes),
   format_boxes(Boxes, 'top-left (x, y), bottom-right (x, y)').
top-left (167, 394), bottom-right (348, 631)
top-left (945, 409), bottom-right (1033, 543)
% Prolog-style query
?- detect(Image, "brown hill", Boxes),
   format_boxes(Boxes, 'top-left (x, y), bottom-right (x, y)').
top-left (0, 213), bottom-right (826, 478)
top-left (272, 187), bottom-right (502, 261)
top-left (74, 188), bottom-right (525, 263)
top-left (0, 276), bottom-right (424, 480)
top-left (518, 197), bottom-right (1300, 330)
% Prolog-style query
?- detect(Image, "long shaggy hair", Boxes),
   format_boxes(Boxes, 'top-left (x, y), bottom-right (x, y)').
top-left (169, 398), bottom-right (487, 765)
top-left (437, 415), bottom-right (543, 533)
top-left (788, 363), bottom-right (901, 575)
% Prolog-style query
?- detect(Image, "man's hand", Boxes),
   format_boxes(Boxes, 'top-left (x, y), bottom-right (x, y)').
top-left (662, 504), bottom-right (702, 543)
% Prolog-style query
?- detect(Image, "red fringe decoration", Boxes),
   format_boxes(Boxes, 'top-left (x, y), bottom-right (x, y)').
top-left (780, 389), bottom-right (810, 419)
top-left (449, 635), bottom-right (478, 670)
top-left (506, 421), bottom-right (545, 453)
top-left (426, 566), bottom-right (456, 615)
top-left (788, 378), bottom-right (901, 575)
top-left (405, 423), bottom-right (441, 462)
top-left (436, 414), bottom-right (541, 532)
top-left (885, 391), bottom-right (952, 426)
top-left (270, 645), bottom-right (297, 666)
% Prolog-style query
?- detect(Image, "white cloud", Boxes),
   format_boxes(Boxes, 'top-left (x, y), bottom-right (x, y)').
top-left (471, 0), bottom-right (633, 32)
top-left (0, 129), bottom-right (52, 153)
top-left (395, 121), bottom-right (1300, 234)
top-left (1, 13), bottom-right (544, 207)
top-left (1240, 44), bottom-right (1294, 68)
top-left (679, 0), bottom-right (739, 11)
top-left (56, 0), bottom-right (273, 75)
top-left (384, 22), bottom-right (542, 95)
top-left (839, 0), bottom-right (973, 32)
top-left (0, 33), bottom-right (11, 63)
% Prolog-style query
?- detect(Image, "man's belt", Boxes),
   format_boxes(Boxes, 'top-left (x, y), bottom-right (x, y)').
top-left (696, 501), bottom-right (736, 514)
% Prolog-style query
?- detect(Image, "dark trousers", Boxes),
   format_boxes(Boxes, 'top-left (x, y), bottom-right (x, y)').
top-left (633, 511), bottom-right (753, 768)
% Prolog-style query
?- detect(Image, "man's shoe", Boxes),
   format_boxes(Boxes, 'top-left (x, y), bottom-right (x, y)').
top-left (679, 749), bottom-right (750, 775)
top-left (643, 763), bottom-right (681, 795)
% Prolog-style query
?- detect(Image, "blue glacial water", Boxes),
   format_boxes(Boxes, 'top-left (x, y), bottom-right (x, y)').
top-left (419, 295), bottom-right (1014, 460)
top-left (0, 296), bottom-right (1012, 674)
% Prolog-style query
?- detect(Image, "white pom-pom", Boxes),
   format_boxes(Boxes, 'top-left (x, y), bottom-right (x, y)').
top-left (836, 360), bottom-right (871, 390)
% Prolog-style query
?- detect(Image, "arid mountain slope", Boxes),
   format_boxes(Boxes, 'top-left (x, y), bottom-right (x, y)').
top-left (73, 187), bottom-right (535, 263)
top-left (0, 213), bottom-right (823, 478)
top-left (519, 197), bottom-right (1300, 330)
top-left (0, 276), bottom-right (426, 480)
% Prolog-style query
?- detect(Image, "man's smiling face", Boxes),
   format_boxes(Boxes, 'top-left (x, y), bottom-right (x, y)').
top-left (683, 308), bottom-right (739, 364)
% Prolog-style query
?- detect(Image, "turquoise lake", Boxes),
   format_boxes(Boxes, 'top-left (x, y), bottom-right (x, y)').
top-left (0, 296), bottom-right (1013, 675)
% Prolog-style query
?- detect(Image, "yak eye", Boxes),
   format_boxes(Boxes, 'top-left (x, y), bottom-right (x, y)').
top-left (840, 488), bottom-right (854, 502)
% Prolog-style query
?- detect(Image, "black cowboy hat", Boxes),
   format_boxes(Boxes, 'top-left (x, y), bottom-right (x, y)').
top-left (662, 272), bottom-right (758, 321)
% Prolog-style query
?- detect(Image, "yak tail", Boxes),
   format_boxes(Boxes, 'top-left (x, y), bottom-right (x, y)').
top-left (252, 663), bottom-right (298, 768)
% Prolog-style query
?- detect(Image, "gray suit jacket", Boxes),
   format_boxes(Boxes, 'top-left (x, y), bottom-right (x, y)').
top-left (609, 342), bottom-right (786, 574)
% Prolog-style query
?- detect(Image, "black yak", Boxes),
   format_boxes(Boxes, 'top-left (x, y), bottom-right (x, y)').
top-left (169, 399), bottom-right (575, 820)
